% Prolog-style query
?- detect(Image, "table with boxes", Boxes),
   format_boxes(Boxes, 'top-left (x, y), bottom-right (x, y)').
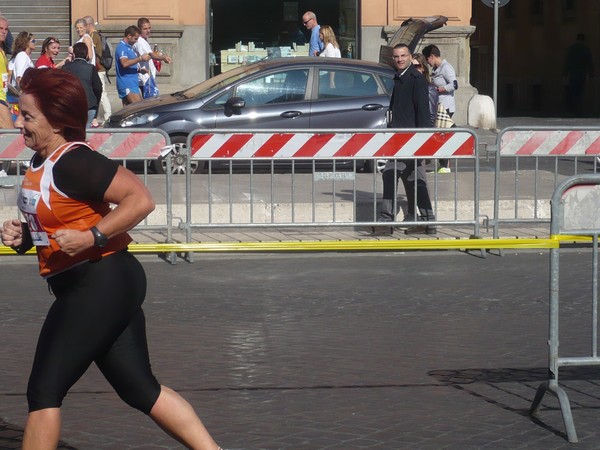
top-left (220, 41), bottom-right (309, 72)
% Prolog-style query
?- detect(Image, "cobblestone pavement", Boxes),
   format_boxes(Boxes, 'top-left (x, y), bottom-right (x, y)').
top-left (2, 250), bottom-right (600, 449)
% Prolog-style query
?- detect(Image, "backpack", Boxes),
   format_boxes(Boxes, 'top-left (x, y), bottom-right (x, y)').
top-left (94, 31), bottom-right (113, 71)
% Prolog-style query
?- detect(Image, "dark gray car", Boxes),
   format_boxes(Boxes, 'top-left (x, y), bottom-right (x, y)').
top-left (106, 57), bottom-right (395, 173)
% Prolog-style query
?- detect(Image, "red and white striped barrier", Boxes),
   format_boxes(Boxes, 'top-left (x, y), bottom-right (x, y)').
top-left (500, 129), bottom-right (600, 156)
top-left (190, 131), bottom-right (476, 160)
top-left (0, 132), bottom-right (33, 160)
top-left (0, 130), bottom-right (168, 160)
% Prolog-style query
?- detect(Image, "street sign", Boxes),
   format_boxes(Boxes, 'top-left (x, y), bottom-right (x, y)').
top-left (481, 0), bottom-right (510, 7)
top-left (314, 172), bottom-right (355, 182)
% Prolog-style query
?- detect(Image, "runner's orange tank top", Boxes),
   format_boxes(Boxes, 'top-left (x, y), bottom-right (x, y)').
top-left (17, 142), bottom-right (132, 277)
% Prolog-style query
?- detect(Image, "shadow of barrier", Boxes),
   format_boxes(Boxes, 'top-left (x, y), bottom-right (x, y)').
top-left (529, 174), bottom-right (600, 443)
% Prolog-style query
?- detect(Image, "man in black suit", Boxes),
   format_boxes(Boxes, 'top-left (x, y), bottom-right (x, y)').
top-left (374, 43), bottom-right (436, 235)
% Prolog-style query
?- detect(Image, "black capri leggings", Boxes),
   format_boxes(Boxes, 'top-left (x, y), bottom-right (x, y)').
top-left (27, 250), bottom-right (161, 414)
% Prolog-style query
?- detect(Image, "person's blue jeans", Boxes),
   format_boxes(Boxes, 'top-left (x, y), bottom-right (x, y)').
top-left (87, 109), bottom-right (98, 128)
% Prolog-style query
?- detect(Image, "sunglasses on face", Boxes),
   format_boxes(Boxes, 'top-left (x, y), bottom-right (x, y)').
top-left (303, 18), bottom-right (312, 25)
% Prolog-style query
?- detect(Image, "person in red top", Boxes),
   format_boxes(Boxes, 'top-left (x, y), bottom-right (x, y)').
top-left (0, 68), bottom-right (220, 450)
top-left (35, 36), bottom-right (70, 69)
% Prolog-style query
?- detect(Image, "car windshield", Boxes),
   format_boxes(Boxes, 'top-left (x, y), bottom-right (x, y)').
top-left (178, 64), bottom-right (265, 99)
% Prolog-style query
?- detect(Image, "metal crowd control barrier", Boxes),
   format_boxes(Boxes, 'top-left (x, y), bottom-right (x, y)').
top-left (182, 128), bottom-right (480, 255)
top-left (492, 126), bottom-right (600, 238)
top-left (0, 128), bottom-right (175, 254)
top-left (529, 174), bottom-right (600, 443)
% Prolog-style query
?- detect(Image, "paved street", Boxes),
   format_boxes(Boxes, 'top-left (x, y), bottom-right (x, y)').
top-left (2, 249), bottom-right (600, 449)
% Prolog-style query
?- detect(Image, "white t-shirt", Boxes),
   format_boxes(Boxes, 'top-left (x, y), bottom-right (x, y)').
top-left (77, 33), bottom-right (96, 66)
top-left (10, 51), bottom-right (34, 87)
top-left (319, 43), bottom-right (341, 58)
top-left (134, 36), bottom-right (156, 85)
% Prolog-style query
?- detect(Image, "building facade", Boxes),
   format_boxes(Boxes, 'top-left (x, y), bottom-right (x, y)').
top-left (4, 1), bottom-right (597, 119)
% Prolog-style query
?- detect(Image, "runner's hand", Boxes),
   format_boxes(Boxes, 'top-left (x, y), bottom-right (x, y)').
top-left (52, 228), bottom-right (95, 257)
top-left (1, 219), bottom-right (23, 247)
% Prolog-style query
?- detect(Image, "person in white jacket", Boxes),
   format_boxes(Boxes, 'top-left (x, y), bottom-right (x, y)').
top-left (423, 44), bottom-right (457, 173)
top-left (318, 25), bottom-right (341, 58)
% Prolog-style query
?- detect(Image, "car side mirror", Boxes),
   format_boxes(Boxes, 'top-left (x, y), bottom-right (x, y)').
top-left (224, 97), bottom-right (246, 117)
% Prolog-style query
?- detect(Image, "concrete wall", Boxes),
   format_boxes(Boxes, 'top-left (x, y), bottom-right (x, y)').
top-left (362, 0), bottom-right (472, 27)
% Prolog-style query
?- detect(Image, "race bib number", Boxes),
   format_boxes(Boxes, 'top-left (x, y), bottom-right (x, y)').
top-left (18, 188), bottom-right (50, 246)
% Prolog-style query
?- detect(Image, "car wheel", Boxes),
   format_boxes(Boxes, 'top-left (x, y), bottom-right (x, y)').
top-left (152, 136), bottom-right (201, 175)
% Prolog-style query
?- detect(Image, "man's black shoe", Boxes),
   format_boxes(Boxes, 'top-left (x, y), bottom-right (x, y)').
top-left (404, 225), bottom-right (437, 235)
top-left (371, 225), bottom-right (394, 235)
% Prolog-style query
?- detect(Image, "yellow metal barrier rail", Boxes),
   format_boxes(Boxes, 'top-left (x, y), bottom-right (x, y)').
top-left (2, 236), bottom-right (587, 256)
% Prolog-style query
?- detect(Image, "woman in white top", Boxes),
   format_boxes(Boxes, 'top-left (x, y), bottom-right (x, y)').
top-left (74, 18), bottom-right (95, 66)
top-left (9, 31), bottom-right (35, 87)
top-left (318, 25), bottom-right (341, 58)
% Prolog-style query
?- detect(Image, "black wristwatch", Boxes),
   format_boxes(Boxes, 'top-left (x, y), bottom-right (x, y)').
top-left (90, 226), bottom-right (108, 248)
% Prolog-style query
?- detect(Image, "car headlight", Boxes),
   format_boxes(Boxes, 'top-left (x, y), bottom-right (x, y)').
top-left (119, 113), bottom-right (159, 127)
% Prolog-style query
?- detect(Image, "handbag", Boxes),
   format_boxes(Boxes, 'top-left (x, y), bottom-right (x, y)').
top-left (435, 103), bottom-right (454, 128)
top-left (143, 75), bottom-right (159, 99)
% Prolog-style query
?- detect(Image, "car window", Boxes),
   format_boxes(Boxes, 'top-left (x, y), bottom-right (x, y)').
top-left (181, 65), bottom-right (262, 99)
top-left (380, 75), bottom-right (395, 95)
top-left (234, 69), bottom-right (308, 107)
top-left (317, 69), bottom-right (380, 99)
top-left (206, 90), bottom-right (233, 108)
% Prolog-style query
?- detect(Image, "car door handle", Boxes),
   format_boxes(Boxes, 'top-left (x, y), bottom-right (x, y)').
top-left (280, 111), bottom-right (303, 118)
top-left (362, 104), bottom-right (384, 111)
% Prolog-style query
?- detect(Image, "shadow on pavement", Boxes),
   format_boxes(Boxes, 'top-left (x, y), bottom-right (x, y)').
top-left (429, 366), bottom-right (600, 384)
top-left (429, 366), bottom-right (600, 442)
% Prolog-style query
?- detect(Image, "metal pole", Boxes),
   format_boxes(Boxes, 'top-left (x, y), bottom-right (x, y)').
top-left (493, 0), bottom-right (499, 117)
